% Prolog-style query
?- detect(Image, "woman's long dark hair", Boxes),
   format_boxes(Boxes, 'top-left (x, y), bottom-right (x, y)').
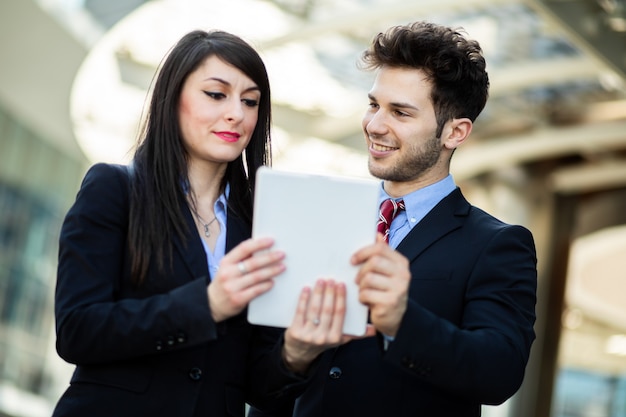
top-left (128, 30), bottom-right (272, 285)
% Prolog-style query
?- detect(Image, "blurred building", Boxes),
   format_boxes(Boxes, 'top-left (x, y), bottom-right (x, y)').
top-left (0, 0), bottom-right (625, 416)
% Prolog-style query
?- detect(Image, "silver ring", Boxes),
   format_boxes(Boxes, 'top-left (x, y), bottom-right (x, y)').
top-left (237, 261), bottom-right (248, 275)
top-left (312, 318), bottom-right (320, 326)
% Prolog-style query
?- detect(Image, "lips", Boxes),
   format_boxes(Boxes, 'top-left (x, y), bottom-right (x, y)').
top-left (215, 131), bottom-right (241, 143)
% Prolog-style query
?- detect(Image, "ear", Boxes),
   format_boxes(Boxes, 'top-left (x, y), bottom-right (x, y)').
top-left (443, 118), bottom-right (472, 150)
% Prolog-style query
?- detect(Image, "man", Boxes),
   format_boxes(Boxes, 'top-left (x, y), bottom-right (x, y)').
top-left (253, 21), bottom-right (537, 416)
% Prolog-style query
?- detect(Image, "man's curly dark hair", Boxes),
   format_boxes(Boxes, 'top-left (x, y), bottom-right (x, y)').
top-left (361, 21), bottom-right (490, 138)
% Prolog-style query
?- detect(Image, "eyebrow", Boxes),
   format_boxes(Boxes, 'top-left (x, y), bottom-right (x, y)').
top-left (368, 93), bottom-right (419, 111)
top-left (204, 77), bottom-right (260, 93)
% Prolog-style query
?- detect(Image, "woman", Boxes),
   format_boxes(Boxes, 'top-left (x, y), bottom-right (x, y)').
top-left (52, 30), bottom-right (342, 417)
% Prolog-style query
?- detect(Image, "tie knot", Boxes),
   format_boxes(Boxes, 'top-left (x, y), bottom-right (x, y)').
top-left (377, 198), bottom-right (405, 243)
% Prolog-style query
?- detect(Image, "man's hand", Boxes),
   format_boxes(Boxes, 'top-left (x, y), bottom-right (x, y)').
top-left (352, 233), bottom-right (411, 337)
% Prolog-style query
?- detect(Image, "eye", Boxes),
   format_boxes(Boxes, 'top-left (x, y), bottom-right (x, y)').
top-left (368, 102), bottom-right (379, 109)
top-left (203, 91), bottom-right (225, 100)
top-left (242, 98), bottom-right (259, 108)
top-left (394, 109), bottom-right (409, 117)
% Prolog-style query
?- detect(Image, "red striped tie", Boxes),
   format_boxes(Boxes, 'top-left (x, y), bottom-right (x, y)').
top-left (377, 198), bottom-right (405, 243)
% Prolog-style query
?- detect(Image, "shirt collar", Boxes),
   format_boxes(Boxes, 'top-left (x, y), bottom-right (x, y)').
top-left (215, 184), bottom-right (229, 217)
top-left (379, 174), bottom-right (456, 226)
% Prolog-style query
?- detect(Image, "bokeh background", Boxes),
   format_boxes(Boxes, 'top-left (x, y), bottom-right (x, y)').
top-left (1, 0), bottom-right (626, 416)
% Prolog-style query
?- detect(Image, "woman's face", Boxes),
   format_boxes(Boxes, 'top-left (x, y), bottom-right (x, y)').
top-left (178, 55), bottom-right (260, 167)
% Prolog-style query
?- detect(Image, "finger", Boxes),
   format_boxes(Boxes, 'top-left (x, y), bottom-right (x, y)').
top-left (291, 286), bottom-right (312, 328)
top-left (359, 269), bottom-right (407, 295)
top-left (318, 280), bottom-right (337, 328)
top-left (306, 280), bottom-right (325, 326)
top-left (232, 279), bottom-right (275, 306)
top-left (358, 287), bottom-right (386, 307)
top-left (359, 285), bottom-right (407, 318)
top-left (351, 240), bottom-right (389, 266)
top-left (364, 323), bottom-right (377, 337)
top-left (354, 253), bottom-right (390, 286)
top-left (358, 271), bottom-right (390, 292)
top-left (328, 282), bottom-right (346, 337)
top-left (356, 249), bottom-right (409, 285)
top-left (343, 323), bottom-right (376, 342)
top-left (355, 256), bottom-right (382, 284)
top-left (208, 271), bottom-right (276, 321)
top-left (237, 261), bottom-right (248, 275)
top-left (232, 262), bottom-right (285, 292)
top-left (236, 249), bottom-right (285, 276)
top-left (223, 237), bottom-right (275, 265)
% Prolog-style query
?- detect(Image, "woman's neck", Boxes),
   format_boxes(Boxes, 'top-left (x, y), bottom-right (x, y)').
top-left (187, 161), bottom-right (227, 204)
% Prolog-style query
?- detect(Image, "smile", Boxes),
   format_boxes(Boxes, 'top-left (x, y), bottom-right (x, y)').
top-left (371, 143), bottom-right (398, 152)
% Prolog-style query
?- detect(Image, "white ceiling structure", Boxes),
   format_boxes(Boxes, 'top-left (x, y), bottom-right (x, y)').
top-left (43, 0), bottom-right (625, 179)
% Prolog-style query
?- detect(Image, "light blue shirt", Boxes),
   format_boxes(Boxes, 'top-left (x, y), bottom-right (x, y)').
top-left (380, 174), bottom-right (457, 249)
top-left (198, 186), bottom-right (229, 279)
top-left (379, 174), bottom-right (456, 346)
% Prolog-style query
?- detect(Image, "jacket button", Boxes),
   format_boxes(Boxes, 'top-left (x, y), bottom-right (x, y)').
top-left (401, 356), bottom-right (416, 369)
top-left (329, 366), bottom-right (342, 379)
top-left (418, 367), bottom-right (432, 377)
top-left (188, 367), bottom-right (202, 381)
top-left (155, 340), bottom-right (163, 351)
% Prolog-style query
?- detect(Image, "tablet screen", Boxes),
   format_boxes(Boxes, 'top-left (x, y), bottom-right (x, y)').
top-left (248, 167), bottom-right (379, 336)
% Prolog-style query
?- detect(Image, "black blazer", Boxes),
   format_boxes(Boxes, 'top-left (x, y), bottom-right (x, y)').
top-left (52, 163), bottom-right (300, 417)
top-left (251, 187), bottom-right (537, 417)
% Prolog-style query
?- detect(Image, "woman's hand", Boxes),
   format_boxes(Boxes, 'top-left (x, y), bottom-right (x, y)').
top-left (282, 279), bottom-right (375, 374)
top-left (208, 237), bottom-right (285, 322)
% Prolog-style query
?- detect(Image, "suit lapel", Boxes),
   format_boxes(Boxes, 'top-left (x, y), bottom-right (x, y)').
top-left (396, 188), bottom-right (470, 262)
top-left (173, 202), bottom-right (209, 279)
top-left (225, 208), bottom-right (251, 252)
top-left (172, 201), bottom-right (252, 280)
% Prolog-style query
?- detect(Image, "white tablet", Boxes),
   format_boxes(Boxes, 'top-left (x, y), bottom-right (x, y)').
top-left (247, 167), bottom-right (380, 336)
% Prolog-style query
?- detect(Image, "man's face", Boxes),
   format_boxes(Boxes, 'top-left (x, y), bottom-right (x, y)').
top-left (362, 66), bottom-right (448, 188)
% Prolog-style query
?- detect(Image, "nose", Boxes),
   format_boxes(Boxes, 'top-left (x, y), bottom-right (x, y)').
top-left (225, 98), bottom-right (245, 123)
top-left (363, 109), bottom-right (388, 137)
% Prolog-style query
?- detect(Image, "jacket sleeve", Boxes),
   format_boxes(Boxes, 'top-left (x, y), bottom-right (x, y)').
top-left (55, 163), bottom-right (217, 365)
top-left (383, 224), bottom-right (537, 405)
top-left (245, 325), bottom-right (323, 412)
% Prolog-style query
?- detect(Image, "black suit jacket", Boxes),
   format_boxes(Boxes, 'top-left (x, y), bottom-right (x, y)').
top-left (52, 163), bottom-right (301, 417)
top-left (251, 187), bottom-right (537, 417)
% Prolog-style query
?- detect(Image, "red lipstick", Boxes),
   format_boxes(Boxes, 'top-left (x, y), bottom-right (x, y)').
top-left (215, 131), bottom-right (241, 143)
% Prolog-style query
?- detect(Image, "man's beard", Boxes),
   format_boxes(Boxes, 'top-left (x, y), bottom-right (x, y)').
top-left (368, 134), bottom-right (442, 182)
